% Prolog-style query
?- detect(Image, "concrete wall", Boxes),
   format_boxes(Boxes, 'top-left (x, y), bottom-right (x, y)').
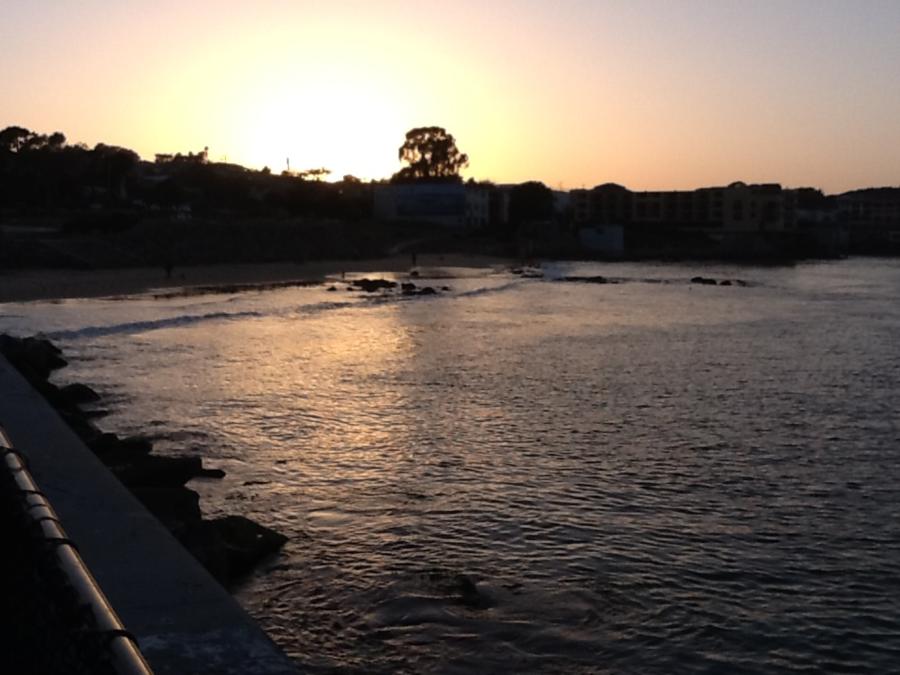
top-left (0, 355), bottom-right (297, 674)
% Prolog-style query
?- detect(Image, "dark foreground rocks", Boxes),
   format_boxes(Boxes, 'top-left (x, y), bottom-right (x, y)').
top-left (0, 333), bottom-right (288, 587)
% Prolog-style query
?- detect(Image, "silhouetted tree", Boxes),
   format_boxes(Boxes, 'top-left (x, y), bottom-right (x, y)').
top-left (0, 126), bottom-right (37, 153)
top-left (298, 167), bottom-right (331, 181)
top-left (47, 132), bottom-right (66, 148)
top-left (392, 126), bottom-right (468, 183)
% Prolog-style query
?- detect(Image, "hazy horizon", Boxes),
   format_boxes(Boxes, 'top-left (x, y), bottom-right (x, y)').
top-left (3, 0), bottom-right (900, 193)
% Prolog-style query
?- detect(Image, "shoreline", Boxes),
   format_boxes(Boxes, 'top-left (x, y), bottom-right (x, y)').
top-left (0, 253), bottom-right (513, 304)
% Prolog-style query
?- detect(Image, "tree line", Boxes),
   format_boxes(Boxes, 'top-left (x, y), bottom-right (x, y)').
top-left (1, 124), bottom-right (559, 235)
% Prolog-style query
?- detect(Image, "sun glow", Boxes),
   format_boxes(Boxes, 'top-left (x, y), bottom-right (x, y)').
top-left (230, 65), bottom-right (412, 180)
top-left (5, 1), bottom-right (900, 192)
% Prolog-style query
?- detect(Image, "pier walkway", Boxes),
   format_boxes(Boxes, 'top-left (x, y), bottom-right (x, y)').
top-left (0, 354), bottom-right (297, 674)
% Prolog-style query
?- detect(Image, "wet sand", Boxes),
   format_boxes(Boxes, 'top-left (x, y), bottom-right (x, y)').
top-left (0, 254), bottom-right (512, 303)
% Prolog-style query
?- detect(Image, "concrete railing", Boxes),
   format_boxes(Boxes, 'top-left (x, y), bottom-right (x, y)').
top-left (1, 425), bottom-right (154, 675)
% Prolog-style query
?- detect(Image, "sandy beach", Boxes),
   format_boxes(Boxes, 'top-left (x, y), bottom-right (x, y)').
top-left (0, 254), bottom-right (513, 304)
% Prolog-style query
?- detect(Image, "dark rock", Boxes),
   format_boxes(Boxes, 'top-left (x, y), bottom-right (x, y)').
top-left (58, 383), bottom-right (101, 405)
top-left (131, 486), bottom-right (202, 528)
top-left (455, 574), bottom-right (491, 609)
top-left (401, 282), bottom-right (417, 292)
top-left (196, 467), bottom-right (226, 479)
top-left (424, 569), bottom-right (492, 609)
top-left (0, 335), bottom-right (68, 380)
top-left (691, 276), bottom-right (718, 285)
top-left (563, 276), bottom-right (609, 284)
top-left (208, 515), bottom-right (288, 579)
top-left (326, 285), bottom-right (338, 292)
top-left (409, 270), bottom-right (419, 278)
top-left (110, 455), bottom-right (204, 488)
top-left (119, 435), bottom-right (154, 455)
top-left (719, 280), bottom-right (733, 286)
top-left (177, 521), bottom-right (230, 583)
top-left (88, 432), bottom-right (122, 455)
top-left (352, 278), bottom-right (397, 293)
top-left (89, 433), bottom-right (153, 461)
top-left (441, 286), bottom-right (451, 292)
top-left (58, 410), bottom-right (102, 442)
top-left (418, 286), bottom-right (437, 295)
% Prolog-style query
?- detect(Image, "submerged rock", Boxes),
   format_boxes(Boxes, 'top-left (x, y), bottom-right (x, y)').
top-left (352, 278), bottom-right (398, 293)
top-left (563, 275), bottom-right (609, 284)
top-left (691, 276), bottom-right (718, 285)
top-left (423, 569), bottom-right (493, 610)
top-left (402, 285), bottom-right (439, 297)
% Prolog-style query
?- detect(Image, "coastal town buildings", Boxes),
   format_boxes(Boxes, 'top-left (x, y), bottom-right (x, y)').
top-left (372, 178), bottom-right (899, 258)
top-left (838, 188), bottom-right (900, 250)
top-left (571, 181), bottom-right (787, 232)
top-left (373, 182), bottom-right (491, 228)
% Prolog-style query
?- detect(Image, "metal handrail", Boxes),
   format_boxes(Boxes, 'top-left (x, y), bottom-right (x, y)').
top-left (0, 425), bottom-right (154, 675)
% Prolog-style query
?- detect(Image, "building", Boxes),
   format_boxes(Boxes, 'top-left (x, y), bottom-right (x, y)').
top-left (837, 188), bottom-right (900, 251)
top-left (464, 184), bottom-right (491, 228)
top-left (574, 181), bottom-right (787, 232)
top-left (374, 182), bottom-right (491, 228)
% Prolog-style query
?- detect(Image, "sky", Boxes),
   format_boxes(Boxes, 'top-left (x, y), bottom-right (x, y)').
top-left (2, 0), bottom-right (899, 192)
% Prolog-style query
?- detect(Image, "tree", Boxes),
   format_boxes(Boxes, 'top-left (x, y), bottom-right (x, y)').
top-left (392, 126), bottom-right (468, 183)
top-left (0, 126), bottom-right (36, 153)
top-left (0, 126), bottom-right (66, 153)
top-left (298, 167), bottom-right (331, 181)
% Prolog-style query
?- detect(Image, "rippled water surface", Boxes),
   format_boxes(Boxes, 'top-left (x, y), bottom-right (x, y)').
top-left (3, 259), bottom-right (900, 673)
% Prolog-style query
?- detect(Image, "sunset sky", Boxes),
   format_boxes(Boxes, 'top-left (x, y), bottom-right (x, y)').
top-left (3, 0), bottom-right (899, 192)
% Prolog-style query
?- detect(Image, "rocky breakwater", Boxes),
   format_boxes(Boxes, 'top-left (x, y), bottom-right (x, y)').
top-left (0, 334), bottom-right (287, 588)
top-left (326, 277), bottom-right (451, 297)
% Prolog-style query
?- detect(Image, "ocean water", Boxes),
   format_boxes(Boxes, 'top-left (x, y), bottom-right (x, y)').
top-left (2, 259), bottom-right (900, 674)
